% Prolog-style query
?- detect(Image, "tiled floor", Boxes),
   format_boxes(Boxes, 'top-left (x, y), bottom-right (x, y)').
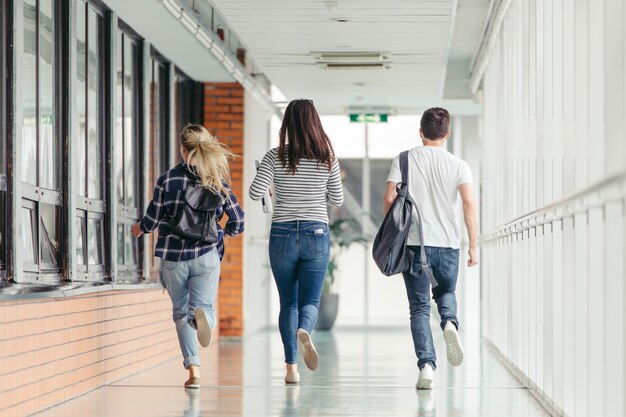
top-left (32, 325), bottom-right (549, 417)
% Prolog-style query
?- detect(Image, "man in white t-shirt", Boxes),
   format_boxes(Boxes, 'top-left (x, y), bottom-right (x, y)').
top-left (384, 107), bottom-right (478, 390)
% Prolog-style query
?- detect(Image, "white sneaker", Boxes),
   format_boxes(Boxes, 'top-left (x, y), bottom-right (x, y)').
top-left (194, 308), bottom-right (212, 347)
top-left (284, 370), bottom-right (300, 384)
top-left (443, 321), bottom-right (464, 367)
top-left (297, 329), bottom-right (319, 370)
top-left (416, 364), bottom-right (434, 390)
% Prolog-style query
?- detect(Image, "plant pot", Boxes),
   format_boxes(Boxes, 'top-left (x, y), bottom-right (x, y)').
top-left (315, 292), bottom-right (339, 330)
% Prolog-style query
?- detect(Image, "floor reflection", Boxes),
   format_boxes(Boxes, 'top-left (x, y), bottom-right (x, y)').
top-left (32, 326), bottom-right (549, 417)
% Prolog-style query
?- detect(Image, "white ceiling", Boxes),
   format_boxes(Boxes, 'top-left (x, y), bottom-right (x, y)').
top-left (208, 0), bottom-right (490, 114)
top-left (105, 0), bottom-right (234, 82)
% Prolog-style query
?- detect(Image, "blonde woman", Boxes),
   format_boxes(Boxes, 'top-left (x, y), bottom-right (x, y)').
top-left (131, 124), bottom-right (244, 389)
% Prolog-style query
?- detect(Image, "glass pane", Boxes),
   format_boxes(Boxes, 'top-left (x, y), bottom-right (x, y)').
top-left (124, 36), bottom-right (137, 208)
top-left (0, 193), bottom-right (5, 270)
top-left (117, 223), bottom-right (124, 265)
top-left (157, 64), bottom-right (169, 174)
top-left (21, 0), bottom-right (37, 185)
top-left (20, 206), bottom-right (36, 265)
top-left (87, 217), bottom-right (104, 265)
top-left (39, 0), bottom-right (58, 191)
top-left (115, 32), bottom-right (124, 205)
top-left (40, 203), bottom-right (60, 268)
top-left (125, 224), bottom-right (136, 266)
top-left (75, 216), bottom-right (85, 265)
top-left (124, 37), bottom-right (139, 207)
top-left (95, 218), bottom-right (104, 264)
top-left (87, 8), bottom-right (103, 199)
top-left (150, 60), bottom-right (160, 187)
top-left (76, 2), bottom-right (87, 196)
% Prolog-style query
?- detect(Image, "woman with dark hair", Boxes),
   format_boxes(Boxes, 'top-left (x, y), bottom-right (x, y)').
top-left (249, 99), bottom-right (344, 384)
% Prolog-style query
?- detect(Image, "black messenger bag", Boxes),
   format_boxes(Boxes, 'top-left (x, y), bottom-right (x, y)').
top-left (168, 166), bottom-right (223, 243)
top-left (372, 151), bottom-right (437, 287)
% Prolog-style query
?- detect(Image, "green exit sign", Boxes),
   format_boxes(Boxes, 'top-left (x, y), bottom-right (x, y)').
top-left (349, 113), bottom-right (388, 123)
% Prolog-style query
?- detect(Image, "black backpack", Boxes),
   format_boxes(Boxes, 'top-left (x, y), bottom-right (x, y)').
top-left (372, 151), bottom-right (437, 287)
top-left (168, 166), bottom-right (223, 243)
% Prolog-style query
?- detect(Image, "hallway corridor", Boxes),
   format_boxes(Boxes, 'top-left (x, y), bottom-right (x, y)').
top-left (31, 326), bottom-right (548, 417)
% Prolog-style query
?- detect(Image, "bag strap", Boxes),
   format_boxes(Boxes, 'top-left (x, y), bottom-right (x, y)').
top-left (399, 151), bottom-right (437, 287)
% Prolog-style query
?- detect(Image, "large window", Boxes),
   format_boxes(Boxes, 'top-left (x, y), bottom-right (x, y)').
top-left (74, 1), bottom-right (106, 280)
top-left (147, 56), bottom-right (170, 278)
top-left (150, 57), bottom-right (170, 179)
top-left (115, 28), bottom-right (141, 279)
top-left (20, 0), bottom-right (63, 280)
top-left (0, 0), bottom-right (7, 277)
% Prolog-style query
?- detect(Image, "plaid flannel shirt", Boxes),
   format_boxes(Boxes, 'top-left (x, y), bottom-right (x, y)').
top-left (140, 164), bottom-right (245, 261)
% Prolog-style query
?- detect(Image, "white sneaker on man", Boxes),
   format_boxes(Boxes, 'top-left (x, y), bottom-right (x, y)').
top-left (416, 363), bottom-right (434, 390)
top-left (443, 321), bottom-right (464, 366)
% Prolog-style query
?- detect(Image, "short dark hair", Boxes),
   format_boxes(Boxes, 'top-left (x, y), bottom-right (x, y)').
top-left (420, 107), bottom-right (450, 140)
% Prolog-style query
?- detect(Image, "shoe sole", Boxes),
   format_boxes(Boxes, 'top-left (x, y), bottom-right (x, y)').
top-left (184, 384), bottom-right (200, 390)
top-left (194, 309), bottom-right (212, 348)
top-left (444, 327), bottom-right (464, 367)
top-left (297, 331), bottom-right (319, 371)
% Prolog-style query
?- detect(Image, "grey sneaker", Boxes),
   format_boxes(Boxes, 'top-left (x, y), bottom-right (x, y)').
top-left (297, 329), bottom-right (319, 371)
top-left (443, 322), bottom-right (464, 367)
top-left (194, 308), bottom-right (212, 347)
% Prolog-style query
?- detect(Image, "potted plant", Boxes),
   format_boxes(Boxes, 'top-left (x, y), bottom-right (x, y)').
top-left (316, 218), bottom-right (368, 330)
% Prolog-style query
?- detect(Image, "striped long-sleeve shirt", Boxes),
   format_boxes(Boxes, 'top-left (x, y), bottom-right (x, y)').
top-left (249, 148), bottom-right (344, 224)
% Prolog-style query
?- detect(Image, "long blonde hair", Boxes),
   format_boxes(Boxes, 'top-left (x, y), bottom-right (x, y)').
top-left (180, 124), bottom-right (234, 196)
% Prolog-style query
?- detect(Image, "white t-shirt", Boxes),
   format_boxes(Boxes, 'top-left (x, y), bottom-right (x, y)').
top-left (387, 146), bottom-right (473, 249)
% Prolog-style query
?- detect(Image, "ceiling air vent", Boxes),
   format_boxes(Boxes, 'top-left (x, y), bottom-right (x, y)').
top-left (311, 52), bottom-right (392, 70)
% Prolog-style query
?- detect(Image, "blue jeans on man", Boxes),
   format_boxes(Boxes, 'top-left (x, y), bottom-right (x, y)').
top-left (159, 249), bottom-right (220, 369)
top-left (269, 221), bottom-right (331, 364)
top-left (402, 245), bottom-right (460, 370)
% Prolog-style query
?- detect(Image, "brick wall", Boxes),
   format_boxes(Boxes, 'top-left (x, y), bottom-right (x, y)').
top-left (204, 82), bottom-right (244, 337)
top-left (0, 290), bottom-right (179, 417)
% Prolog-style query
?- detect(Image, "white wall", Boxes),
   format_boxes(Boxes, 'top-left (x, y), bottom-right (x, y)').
top-left (480, 1), bottom-right (626, 416)
top-left (242, 90), bottom-right (274, 337)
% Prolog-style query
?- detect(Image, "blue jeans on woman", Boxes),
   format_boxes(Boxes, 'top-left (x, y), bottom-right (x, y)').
top-left (402, 246), bottom-right (460, 371)
top-left (159, 249), bottom-right (220, 369)
top-left (269, 221), bottom-right (331, 364)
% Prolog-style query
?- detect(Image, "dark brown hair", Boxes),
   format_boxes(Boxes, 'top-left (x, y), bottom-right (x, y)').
top-left (420, 107), bottom-right (450, 140)
top-left (278, 99), bottom-right (335, 174)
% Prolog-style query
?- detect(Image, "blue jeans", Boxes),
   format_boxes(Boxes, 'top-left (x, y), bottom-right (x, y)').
top-left (269, 221), bottom-right (331, 364)
top-left (402, 246), bottom-right (460, 371)
top-left (159, 249), bottom-right (220, 369)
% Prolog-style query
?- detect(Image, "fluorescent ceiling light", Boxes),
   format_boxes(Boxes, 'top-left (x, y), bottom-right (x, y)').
top-left (318, 62), bottom-right (392, 70)
top-left (195, 29), bottom-right (213, 49)
top-left (311, 52), bottom-right (391, 63)
top-left (242, 78), bottom-right (254, 90)
top-left (210, 44), bottom-right (225, 61)
top-left (222, 55), bottom-right (235, 72)
top-left (180, 9), bottom-right (199, 34)
top-left (162, 0), bottom-right (182, 18)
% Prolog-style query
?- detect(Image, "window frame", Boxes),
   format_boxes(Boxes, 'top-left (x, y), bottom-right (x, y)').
top-left (114, 22), bottom-right (144, 282)
top-left (73, 1), bottom-right (108, 281)
top-left (0, 0), bottom-right (8, 279)
top-left (15, 0), bottom-right (65, 283)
